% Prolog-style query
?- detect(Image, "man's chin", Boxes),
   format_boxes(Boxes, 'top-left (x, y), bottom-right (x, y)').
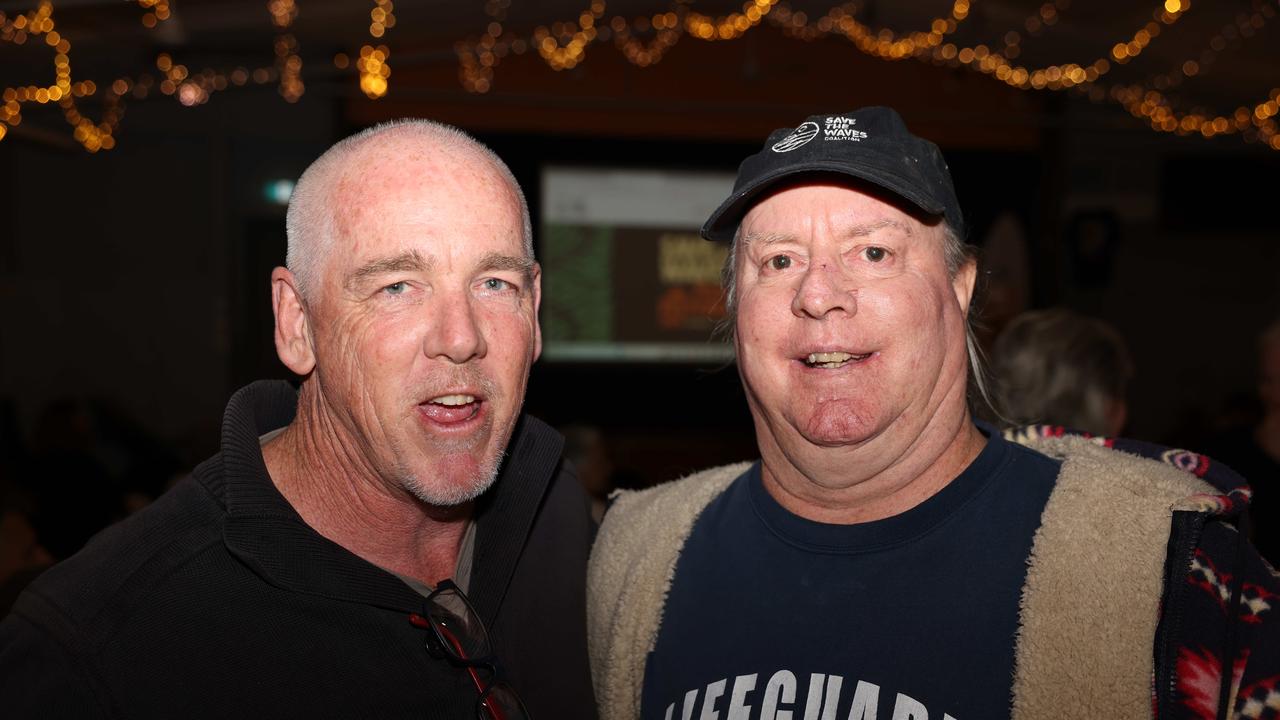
top-left (399, 453), bottom-right (503, 507)
top-left (796, 403), bottom-right (882, 447)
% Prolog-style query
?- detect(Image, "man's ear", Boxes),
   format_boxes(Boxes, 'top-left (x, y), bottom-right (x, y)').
top-left (530, 262), bottom-right (543, 362)
top-left (271, 267), bottom-right (316, 376)
top-left (952, 254), bottom-right (978, 315)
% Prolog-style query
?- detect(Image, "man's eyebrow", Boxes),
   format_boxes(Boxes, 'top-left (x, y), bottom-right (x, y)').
top-left (476, 252), bottom-right (536, 281)
top-left (843, 219), bottom-right (910, 237)
top-left (344, 250), bottom-right (431, 290)
top-left (740, 220), bottom-right (908, 248)
top-left (740, 231), bottom-right (796, 250)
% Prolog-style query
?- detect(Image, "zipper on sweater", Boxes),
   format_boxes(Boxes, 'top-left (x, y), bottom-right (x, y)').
top-left (1154, 511), bottom-right (1205, 718)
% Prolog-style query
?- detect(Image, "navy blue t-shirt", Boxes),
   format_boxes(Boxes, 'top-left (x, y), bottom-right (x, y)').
top-left (641, 428), bottom-right (1060, 720)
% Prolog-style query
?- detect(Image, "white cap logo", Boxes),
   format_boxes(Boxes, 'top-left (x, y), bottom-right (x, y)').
top-left (823, 116), bottom-right (868, 141)
top-left (771, 122), bottom-right (820, 153)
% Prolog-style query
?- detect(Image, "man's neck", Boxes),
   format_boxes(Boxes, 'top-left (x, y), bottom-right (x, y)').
top-left (758, 393), bottom-right (986, 525)
top-left (260, 389), bottom-right (471, 587)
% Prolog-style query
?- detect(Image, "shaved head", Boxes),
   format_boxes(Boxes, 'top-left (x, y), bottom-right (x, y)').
top-left (269, 117), bottom-right (543, 510)
top-left (285, 119), bottom-right (533, 301)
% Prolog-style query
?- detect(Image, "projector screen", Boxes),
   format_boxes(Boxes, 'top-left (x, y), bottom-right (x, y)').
top-left (539, 166), bottom-right (737, 362)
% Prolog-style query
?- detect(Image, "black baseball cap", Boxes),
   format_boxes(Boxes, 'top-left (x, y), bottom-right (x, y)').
top-left (701, 107), bottom-right (964, 242)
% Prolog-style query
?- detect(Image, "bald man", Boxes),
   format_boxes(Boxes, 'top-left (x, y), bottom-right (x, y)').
top-left (0, 121), bottom-right (597, 719)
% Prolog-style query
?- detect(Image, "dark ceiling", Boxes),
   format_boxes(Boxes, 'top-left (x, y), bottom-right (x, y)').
top-left (1, 0), bottom-right (1276, 148)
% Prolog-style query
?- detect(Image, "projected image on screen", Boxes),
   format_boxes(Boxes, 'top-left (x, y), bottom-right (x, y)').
top-left (540, 167), bottom-right (736, 362)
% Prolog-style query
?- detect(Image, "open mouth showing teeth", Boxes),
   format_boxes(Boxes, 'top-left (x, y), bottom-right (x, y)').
top-left (420, 394), bottom-right (481, 424)
top-left (803, 351), bottom-right (873, 369)
top-left (429, 394), bottom-right (476, 407)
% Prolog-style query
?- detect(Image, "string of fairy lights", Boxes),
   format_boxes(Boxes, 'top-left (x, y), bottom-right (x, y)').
top-left (270, 0), bottom-right (305, 103)
top-left (0, 0), bottom-right (1276, 151)
top-left (455, 0), bottom-right (1279, 148)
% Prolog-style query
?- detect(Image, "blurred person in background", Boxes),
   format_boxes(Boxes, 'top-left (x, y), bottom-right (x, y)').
top-left (22, 399), bottom-right (130, 560)
top-left (1210, 318), bottom-right (1280, 564)
top-left (990, 308), bottom-right (1133, 437)
top-left (0, 120), bottom-right (596, 719)
top-left (562, 424), bottom-right (615, 524)
top-left (0, 485), bottom-right (53, 616)
top-left (0, 397), bottom-right (188, 614)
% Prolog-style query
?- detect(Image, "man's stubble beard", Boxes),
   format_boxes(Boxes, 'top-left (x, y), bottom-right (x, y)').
top-left (393, 369), bottom-right (513, 508)
top-left (397, 440), bottom-right (507, 507)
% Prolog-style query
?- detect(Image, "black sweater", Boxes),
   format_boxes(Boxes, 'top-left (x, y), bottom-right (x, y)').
top-left (0, 380), bottom-right (598, 719)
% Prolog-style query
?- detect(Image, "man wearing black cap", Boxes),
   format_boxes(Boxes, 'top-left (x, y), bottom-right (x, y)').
top-left (587, 108), bottom-right (1280, 720)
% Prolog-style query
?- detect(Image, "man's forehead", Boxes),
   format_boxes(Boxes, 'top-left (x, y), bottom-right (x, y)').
top-left (328, 137), bottom-right (500, 196)
top-left (326, 155), bottom-right (518, 235)
top-left (330, 179), bottom-right (440, 231)
top-left (739, 180), bottom-right (934, 235)
top-left (331, 155), bottom-right (455, 200)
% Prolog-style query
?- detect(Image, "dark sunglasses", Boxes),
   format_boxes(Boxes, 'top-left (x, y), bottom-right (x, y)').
top-left (409, 579), bottom-right (531, 720)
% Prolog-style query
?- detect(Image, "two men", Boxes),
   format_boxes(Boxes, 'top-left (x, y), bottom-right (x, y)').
top-left (588, 108), bottom-right (1280, 719)
top-left (6, 107), bottom-right (1275, 720)
top-left (0, 121), bottom-right (596, 718)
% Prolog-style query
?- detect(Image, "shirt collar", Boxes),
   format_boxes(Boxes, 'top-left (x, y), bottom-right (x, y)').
top-left (209, 380), bottom-right (564, 621)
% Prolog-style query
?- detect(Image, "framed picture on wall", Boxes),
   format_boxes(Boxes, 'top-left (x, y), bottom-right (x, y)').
top-left (539, 166), bottom-right (736, 363)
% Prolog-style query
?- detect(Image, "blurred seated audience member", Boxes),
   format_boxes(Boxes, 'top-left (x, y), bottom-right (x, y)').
top-left (973, 211), bottom-right (1031, 348)
top-left (8, 397), bottom-right (183, 572)
top-left (0, 486), bottom-right (53, 616)
top-left (1209, 318), bottom-right (1280, 564)
top-left (991, 308), bottom-right (1133, 436)
top-left (561, 424), bottom-right (614, 524)
top-left (21, 398), bottom-right (129, 561)
top-left (21, 451), bottom-right (121, 562)
top-left (31, 397), bottom-right (181, 508)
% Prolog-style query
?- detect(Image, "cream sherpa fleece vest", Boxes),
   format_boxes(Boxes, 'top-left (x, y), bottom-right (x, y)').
top-left (587, 436), bottom-right (1216, 720)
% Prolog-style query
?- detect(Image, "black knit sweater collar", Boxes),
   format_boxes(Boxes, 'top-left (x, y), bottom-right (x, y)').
top-left (197, 380), bottom-right (565, 623)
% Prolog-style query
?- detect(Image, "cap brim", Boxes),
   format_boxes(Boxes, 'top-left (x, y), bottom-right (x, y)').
top-left (700, 158), bottom-right (947, 242)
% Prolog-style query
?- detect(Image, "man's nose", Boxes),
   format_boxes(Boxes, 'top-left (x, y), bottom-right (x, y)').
top-left (791, 260), bottom-right (856, 319)
top-left (424, 293), bottom-right (486, 363)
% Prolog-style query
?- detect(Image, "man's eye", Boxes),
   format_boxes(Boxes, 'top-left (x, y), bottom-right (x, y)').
top-left (864, 246), bottom-right (888, 262)
top-left (483, 278), bottom-right (512, 291)
top-left (383, 281), bottom-right (408, 295)
top-left (767, 255), bottom-right (792, 271)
